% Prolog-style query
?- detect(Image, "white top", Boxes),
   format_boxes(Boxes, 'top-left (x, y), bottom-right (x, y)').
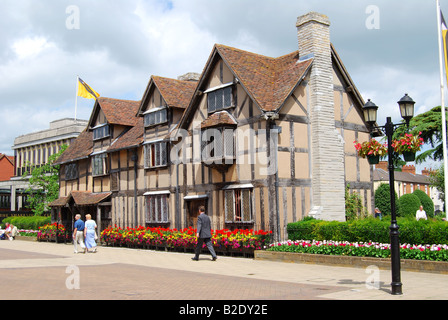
top-left (416, 209), bottom-right (427, 221)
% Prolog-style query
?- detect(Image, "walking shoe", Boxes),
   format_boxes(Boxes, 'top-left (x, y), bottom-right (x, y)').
top-left (211, 257), bottom-right (217, 261)
top-left (191, 257), bottom-right (198, 261)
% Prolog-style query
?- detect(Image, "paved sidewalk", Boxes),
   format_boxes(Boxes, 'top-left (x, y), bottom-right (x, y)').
top-left (0, 239), bottom-right (447, 300)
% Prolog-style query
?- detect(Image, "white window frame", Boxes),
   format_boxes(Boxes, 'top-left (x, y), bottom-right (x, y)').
top-left (144, 140), bottom-right (169, 168)
top-left (93, 124), bottom-right (110, 140)
top-left (92, 152), bottom-right (108, 176)
top-left (206, 83), bottom-right (233, 113)
top-left (201, 127), bottom-right (235, 164)
top-left (145, 193), bottom-right (170, 223)
top-left (224, 187), bottom-right (253, 223)
top-left (144, 107), bottom-right (168, 127)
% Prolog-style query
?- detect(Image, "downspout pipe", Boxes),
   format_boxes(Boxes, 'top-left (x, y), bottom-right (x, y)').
top-left (131, 149), bottom-right (138, 227)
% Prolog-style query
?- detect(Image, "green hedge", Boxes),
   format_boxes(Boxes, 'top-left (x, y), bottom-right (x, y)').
top-left (287, 217), bottom-right (448, 245)
top-left (413, 189), bottom-right (435, 218)
top-left (2, 216), bottom-right (51, 230)
top-left (398, 194), bottom-right (421, 218)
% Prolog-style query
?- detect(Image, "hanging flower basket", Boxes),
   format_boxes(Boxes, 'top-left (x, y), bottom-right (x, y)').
top-left (354, 139), bottom-right (387, 164)
top-left (367, 154), bottom-right (380, 164)
top-left (392, 132), bottom-right (423, 162)
top-left (403, 151), bottom-right (416, 162)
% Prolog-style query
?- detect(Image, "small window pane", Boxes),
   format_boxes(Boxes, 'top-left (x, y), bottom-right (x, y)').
top-left (225, 191), bottom-right (234, 221)
top-left (241, 189), bottom-right (251, 221)
top-left (215, 89), bottom-right (223, 110)
top-left (208, 91), bottom-right (216, 113)
top-left (223, 86), bottom-right (232, 108)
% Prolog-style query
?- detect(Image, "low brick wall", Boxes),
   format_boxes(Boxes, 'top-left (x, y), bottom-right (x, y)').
top-left (254, 250), bottom-right (448, 274)
top-left (14, 236), bottom-right (37, 242)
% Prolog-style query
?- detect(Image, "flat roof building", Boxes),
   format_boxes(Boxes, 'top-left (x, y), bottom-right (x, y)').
top-left (0, 118), bottom-right (88, 212)
top-left (12, 118), bottom-right (88, 177)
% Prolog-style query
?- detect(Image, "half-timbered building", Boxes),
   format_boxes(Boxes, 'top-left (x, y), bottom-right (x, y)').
top-left (51, 12), bottom-right (373, 241)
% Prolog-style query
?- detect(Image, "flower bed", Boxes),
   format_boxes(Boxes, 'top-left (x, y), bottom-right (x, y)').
top-left (18, 229), bottom-right (38, 237)
top-left (37, 223), bottom-right (71, 242)
top-left (268, 240), bottom-right (448, 262)
top-left (101, 226), bottom-right (271, 257)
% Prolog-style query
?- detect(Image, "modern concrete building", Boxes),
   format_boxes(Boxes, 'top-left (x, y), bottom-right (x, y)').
top-left (13, 118), bottom-right (88, 177)
top-left (0, 118), bottom-right (88, 212)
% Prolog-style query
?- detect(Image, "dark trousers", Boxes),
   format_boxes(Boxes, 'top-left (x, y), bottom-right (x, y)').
top-left (194, 237), bottom-right (217, 259)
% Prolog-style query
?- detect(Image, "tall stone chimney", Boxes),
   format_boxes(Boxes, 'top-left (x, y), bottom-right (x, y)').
top-left (296, 12), bottom-right (346, 221)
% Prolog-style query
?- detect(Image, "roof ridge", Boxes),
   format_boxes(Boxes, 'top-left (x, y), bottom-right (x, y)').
top-left (153, 75), bottom-right (197, 84)
top-left (98, 96), bottom-right (141, 103)
top-left (215, 44), bottom-right (277, 61)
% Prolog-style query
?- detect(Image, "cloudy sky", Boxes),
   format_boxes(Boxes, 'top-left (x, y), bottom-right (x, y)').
top-left (1, 0), bottom-right (447, 172)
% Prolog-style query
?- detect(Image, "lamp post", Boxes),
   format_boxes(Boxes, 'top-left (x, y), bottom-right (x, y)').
top-left (362, 93), bottom-right (416, 295)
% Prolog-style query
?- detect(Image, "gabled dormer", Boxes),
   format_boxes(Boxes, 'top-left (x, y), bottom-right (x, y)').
top-left (137, 75), bottom-right (197, 130)
top-left (137, 75), bottom-right (197, 170)
top-left (87, 97), bottom-right (140, 176)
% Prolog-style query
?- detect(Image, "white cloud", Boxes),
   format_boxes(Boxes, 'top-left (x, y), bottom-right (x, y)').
top-left (12, 36), bottom-right (55, 59)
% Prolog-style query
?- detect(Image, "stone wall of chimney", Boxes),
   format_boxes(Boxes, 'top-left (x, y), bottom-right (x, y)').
top-left (296, 12), bottom-right (346, 222)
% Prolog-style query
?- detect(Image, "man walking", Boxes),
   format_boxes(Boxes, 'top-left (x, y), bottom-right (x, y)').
top-left (73, 214), bottom-right (86, 253)
top-left (192, 206), bottom-right (217, 261)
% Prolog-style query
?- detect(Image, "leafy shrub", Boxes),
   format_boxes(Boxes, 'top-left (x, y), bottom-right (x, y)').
top-left (345, 184), bottom-right (368, 220)
top-left (2, 216), bottom-right (51, 230)
top-left (413, 189), bottom-right (434, 218)
top-left (374, 183), bottom-right (399, 217)
top-left (398, 194), bottom-right (421, 218)
top-left (287, 217), bottom-right (448, 245)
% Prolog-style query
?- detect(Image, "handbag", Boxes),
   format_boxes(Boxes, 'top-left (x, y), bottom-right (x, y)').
top-left (94, 232), bottom-right (98, 240)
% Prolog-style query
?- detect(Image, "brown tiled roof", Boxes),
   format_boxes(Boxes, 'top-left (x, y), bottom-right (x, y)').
top-left (176, 44), bottom-right (313, 133)
top-left (108, 120), bottom-right (144, 152)
top-left (97, 97), bottom-right (141, 127)
top-left (56, 97), bottom-right (143, 164)
top-left (153, 76), bottom-right (197, 109)
top-left (70, 191), bottom-right (112, 206)
top-left (54, 129), bottom-right (93, 165)
top-left (0, 154), bottom-right (14, 165)
top-left (50, 191), bottom-right (112, 207)
top-left (201, 111), bottom-right (237, 129)
top-left (215, 44), bottom-right (313, 112)
top-left (48, 196), bottom-right (68, 207)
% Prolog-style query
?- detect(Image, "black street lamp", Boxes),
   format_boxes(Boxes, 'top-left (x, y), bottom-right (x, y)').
top-left (362, 93), bottom-right (416, 296)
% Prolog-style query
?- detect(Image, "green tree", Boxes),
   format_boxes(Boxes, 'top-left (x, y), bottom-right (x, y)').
top-left (24, 145), bottom-right (67, 215)
top-left (394, 106), bottom-right (448, 164)
top-left (398, 193), bottom-right (421, 218)
top-left (374, 183), bottom-right (400, 217)
top-left (429, 165), bottom-right (445, 211)
top-left (413, 189), bottom-right (434, 218)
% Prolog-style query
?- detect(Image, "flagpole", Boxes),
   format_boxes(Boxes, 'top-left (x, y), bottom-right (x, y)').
top-left (75, 75), bottom-right (79, 121)
top-left (436, 0), bottom-right (448, 213)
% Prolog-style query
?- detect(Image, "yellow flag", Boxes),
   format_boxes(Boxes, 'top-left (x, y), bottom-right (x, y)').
top-left (77, 77), bottom-right (99, 99)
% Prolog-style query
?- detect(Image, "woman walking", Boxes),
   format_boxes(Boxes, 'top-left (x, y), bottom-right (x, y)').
top-left (84, 214), bottom-right (98, 253)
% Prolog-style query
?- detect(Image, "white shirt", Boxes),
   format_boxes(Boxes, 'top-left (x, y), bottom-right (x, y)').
top-left (416, 209), bottom-right (427, 221)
